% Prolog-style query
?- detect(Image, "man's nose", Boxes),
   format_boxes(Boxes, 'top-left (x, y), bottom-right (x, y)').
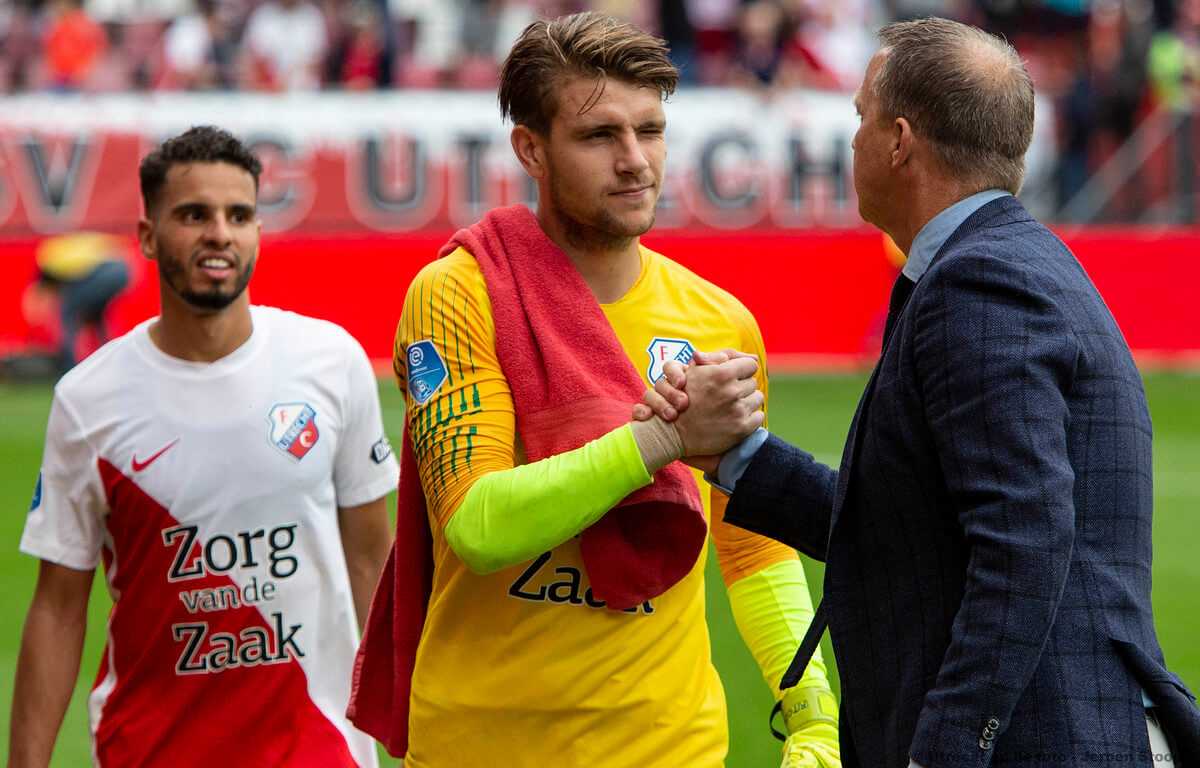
top-left (205, 214), bottom-right (233, 246)
top-left (615, 132), bottom-right (650, 175)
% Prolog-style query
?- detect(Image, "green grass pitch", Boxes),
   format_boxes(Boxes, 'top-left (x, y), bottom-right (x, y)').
top-left (1, 373), bottom-right (1196, 766)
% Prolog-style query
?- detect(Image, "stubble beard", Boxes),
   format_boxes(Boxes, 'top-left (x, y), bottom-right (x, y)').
top-left (560, 206), bottom-right (655, 254)
top-left (549, 182), bottom-right (657, 256)
top-left (158, 249), bottom-right (256, 312)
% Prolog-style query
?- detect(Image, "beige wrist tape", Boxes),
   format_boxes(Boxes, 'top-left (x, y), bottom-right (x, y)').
top-left (630, 416), bottom-right (685, 474)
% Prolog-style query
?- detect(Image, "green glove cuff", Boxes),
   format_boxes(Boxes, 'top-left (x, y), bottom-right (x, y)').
top-left (770, 685), bottom-right (839, 741)
top-left (781, 684), bottom-right (839, 733)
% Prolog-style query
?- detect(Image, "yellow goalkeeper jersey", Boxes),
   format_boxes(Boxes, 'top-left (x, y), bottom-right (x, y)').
top-left (396, 244), bottom-right (799, 768)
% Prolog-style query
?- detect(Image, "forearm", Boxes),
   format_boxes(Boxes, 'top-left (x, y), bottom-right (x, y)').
top-left (728, 560), bottom-right (839, 764)
top-left (724, 434), bottom-right (837, 561)
top-left (338, 498), bottom-right (393, 631)
top-left (444, 421), bottom-right (678, 574)
top-left (345, 557), bottom-right (386, 632)
top-left (9, 590), bottom-right (88, 767)
top-left (728, 559), bottom-right (831, 696)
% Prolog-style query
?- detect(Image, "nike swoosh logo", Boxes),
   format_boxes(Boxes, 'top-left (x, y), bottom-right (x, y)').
top-left (131, 439), bottom-right (180, 472)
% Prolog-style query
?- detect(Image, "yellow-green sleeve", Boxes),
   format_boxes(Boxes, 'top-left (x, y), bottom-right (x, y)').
top-left (728, 561), bottom-right (840, 763)
top-left (727, 560), bottom-right (831, 704)
top-left (444, 424), bottom-right (654, 574)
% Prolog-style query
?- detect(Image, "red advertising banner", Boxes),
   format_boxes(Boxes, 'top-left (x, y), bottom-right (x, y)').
top-left (3, 227), bottom-right (1197, 370)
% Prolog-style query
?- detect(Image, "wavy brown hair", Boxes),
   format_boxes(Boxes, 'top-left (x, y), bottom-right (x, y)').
top-left (498, 11), bottom-right (679, 135)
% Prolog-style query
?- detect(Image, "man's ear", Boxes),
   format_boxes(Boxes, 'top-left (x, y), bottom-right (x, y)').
top-left (892, 117), bottom-right (913, 169)
top-left (136, 218), bottom-right (156, 261)
top-left (510, 125), bottom-right (547, 180)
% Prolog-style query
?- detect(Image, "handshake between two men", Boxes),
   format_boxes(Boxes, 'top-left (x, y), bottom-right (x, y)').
top-left (628, 350), bottom-right (845, 768)
top-left (628, 349), bottom-right (763, 477)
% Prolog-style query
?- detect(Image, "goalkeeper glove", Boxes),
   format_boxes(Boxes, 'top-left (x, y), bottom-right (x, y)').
top-left (774, 683), bottom-right (841, 768)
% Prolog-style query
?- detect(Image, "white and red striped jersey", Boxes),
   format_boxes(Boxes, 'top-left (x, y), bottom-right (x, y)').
top-left (20, 305), bottom-right (399, 768)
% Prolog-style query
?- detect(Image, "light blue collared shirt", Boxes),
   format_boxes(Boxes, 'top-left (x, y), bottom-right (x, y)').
top-left (902, 189), bottom-right (1010, 282)
top-left (710, 189), bottom-right (1012, 494)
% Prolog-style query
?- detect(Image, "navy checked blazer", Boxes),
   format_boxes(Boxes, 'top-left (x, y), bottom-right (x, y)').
top-left (725, 196), bottom-right (1200, 767)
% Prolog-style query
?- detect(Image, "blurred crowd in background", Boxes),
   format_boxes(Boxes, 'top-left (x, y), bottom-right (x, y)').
top-left (1, 0), bottom-right (1199, 219)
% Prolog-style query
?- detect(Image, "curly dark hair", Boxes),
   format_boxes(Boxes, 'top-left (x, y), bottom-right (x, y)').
top-left (499, 12), bottom-right (679, 135)
top-left (139, 126), bottom-right (262, 214)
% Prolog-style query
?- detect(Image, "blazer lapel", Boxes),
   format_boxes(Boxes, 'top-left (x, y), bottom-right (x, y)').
top-left (830, 274), bottom-right (916, 531)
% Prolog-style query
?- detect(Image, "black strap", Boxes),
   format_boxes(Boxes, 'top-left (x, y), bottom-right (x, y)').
top-left (780, 599), bottom-right (828, 690)
top-left (769, 700), bottom-right (788, 742)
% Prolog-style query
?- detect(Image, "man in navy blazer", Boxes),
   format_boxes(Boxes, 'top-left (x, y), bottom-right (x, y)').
top-left (642, 17), bottom-right (1199, 768)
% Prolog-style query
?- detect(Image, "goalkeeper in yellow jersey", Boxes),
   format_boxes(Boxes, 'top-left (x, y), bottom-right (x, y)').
top-left (349, 11), bottom-right (840, 768)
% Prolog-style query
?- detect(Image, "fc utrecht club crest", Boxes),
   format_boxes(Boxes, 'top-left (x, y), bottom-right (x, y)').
top-left (646, 337), bottom-right (695, 384)
top-left (268, 403), bottom-right (320, 460)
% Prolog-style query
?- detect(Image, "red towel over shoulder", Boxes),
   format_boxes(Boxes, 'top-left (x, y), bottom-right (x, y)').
top-left (348, 205), bottom-right (706, 757)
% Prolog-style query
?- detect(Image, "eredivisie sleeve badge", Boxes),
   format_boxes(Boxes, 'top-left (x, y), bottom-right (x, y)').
top-left (405, 339), bottom-right (448, 406)
top-left (267, 403), bottom-right (320, 460)
top-left (646, 337), bottom-right (695, 384)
